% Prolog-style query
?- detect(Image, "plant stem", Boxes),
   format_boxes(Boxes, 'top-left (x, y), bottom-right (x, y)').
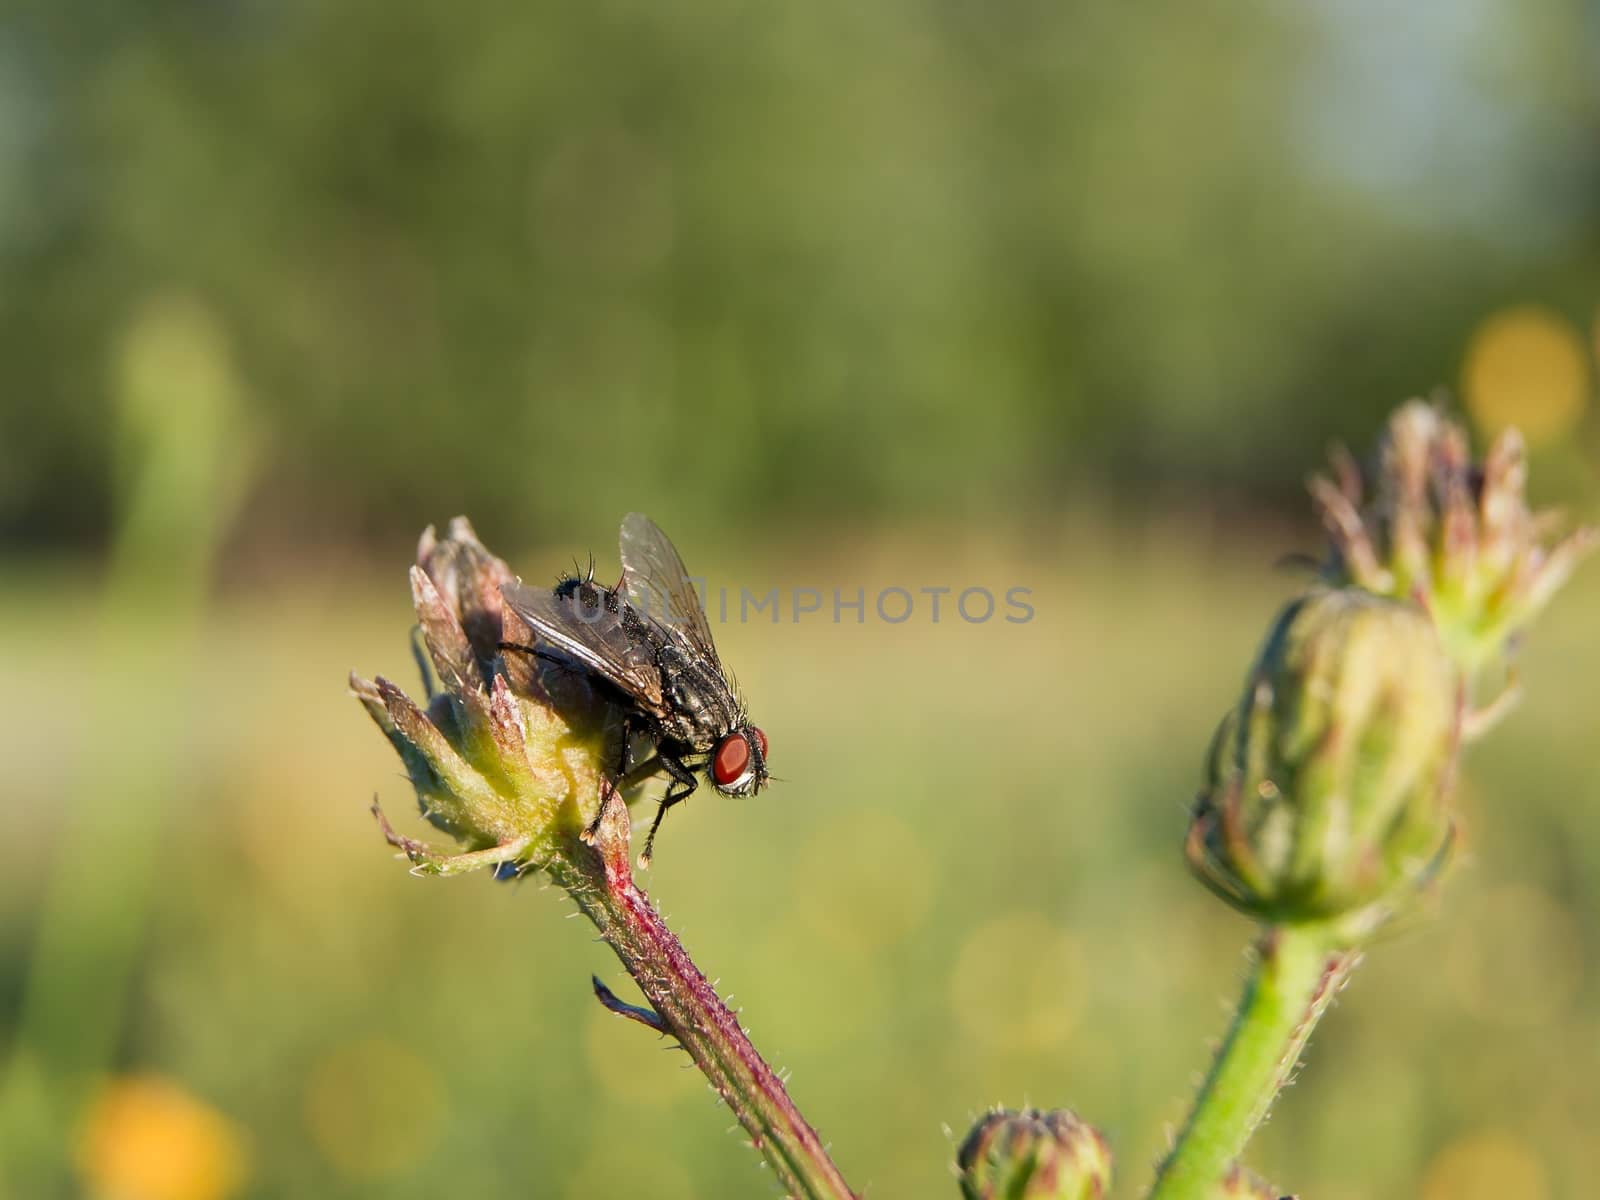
top-left (1147, 923), bottom-right (1357, 1200)
top-left (0, 305), bottom-right (249, 1194)
top-left (550, 794), bottom-right (857, 1200)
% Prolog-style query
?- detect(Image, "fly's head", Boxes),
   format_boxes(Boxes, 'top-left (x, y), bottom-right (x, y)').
top-left (709, 724), bottom-right (769, 797)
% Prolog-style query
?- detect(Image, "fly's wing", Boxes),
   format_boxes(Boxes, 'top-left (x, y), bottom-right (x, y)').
top-left (500, 580), bottom-right (667, 716)
top-left (617, 512), bottom-right (720, 661)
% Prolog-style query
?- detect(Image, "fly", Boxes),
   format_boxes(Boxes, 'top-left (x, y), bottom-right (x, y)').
top-left (500, 513), bottom-right (770, 863)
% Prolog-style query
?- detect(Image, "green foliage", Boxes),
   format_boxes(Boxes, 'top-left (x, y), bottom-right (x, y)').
top-left (4, 526), bottom-right (1595, 1196)
top-left (2, 1), bottom-right (1596, 545)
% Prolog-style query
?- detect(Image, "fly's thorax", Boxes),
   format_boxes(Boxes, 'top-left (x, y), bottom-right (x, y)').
top-left (555, 576), bottom-right (631, 625)
top-left (654, 641), bottom-right (742, 748)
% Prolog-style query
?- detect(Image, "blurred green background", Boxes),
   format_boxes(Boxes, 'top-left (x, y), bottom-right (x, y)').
top-left (2, 2), bottom-right (1599, 1198)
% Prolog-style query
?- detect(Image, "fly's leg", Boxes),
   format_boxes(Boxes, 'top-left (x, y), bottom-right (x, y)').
top-left (641, 757), bottom-right (699, 867)
top-left (614, 712), bottom-right (638, 776)
top-left (484, 640), bottom-right (690, 863)
top-left (620, 754), bottom-right (665, 787)
top-left (581, 713), bottom-right (640, 842)
top-left (496, 641), bottom-right (589, 677)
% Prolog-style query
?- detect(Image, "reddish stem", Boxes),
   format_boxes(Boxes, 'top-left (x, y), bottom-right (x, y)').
top-left (553, 792), bottom-right (857, 1200)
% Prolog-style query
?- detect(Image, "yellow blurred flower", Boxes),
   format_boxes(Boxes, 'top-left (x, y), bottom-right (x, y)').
top-left (1462, 305), bottom-right (1589, 448)
top-left (1421, 1129), bottom-right (1548, 1200)
top-left (77, 1075), bottom-right (247, 1200)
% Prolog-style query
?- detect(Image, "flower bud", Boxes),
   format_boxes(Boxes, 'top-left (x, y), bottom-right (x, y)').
top-left (1310, 400), bottom-right (1595, 675)
top-left (1186, 588), bottom-right (1458, 938)
top-left (352, 517), bottom-right (615, 874)
top-left (956, 1108), bottom-right (1111, 1200)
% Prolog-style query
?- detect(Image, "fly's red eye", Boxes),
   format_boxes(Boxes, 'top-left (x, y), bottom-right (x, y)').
top-left (712, 733), bottom-right (751, 787)
top-left (751, 727), bottom-right (769, 760)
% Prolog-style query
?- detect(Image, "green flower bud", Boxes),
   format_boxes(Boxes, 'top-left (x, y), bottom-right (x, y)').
top-left (1310, 400), bottom-right (1595, 675)
top-left (351, 517), bottom-right (616, 875)
top-left (1186, 588), bottom-right (1458, 938)
top-left (956, 1108), bottom-right (1111, 1200)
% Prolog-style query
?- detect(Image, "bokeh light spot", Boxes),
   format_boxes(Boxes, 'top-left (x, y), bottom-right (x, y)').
top-left (77, 1074), bottom-right (247, 1200)
top-left (1421, 1130), bottom-right (1547, 1200)
top-left (302, 1037), bottom-right (445, 1179)
top-left (1462, 306), bottom-right (1589, 448)
top-left (790, 811), bottom-right (934, 953)
top-left (949, 911), bottom-right (1084, 1052)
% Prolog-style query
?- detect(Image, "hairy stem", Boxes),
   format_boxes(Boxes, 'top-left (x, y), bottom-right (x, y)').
top-left (550, 792), bottom-right (857, 1200)
top-left (1147, 923), bottom-right (1357, 1200)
